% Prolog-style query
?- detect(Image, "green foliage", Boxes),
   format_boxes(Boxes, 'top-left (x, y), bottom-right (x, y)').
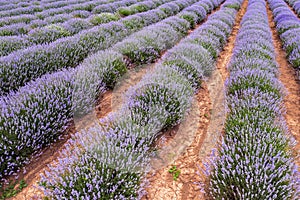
top-left (179, 14), bottom-right (196, 28)
top-left (0, 179), bottom-right (27, 199)
top-left (168, 166), bottom-right (181, 181)
top-left (118, 8), bottom-right (133, 16)
top-left (89, 13), bottom-right (120, 25)
top-left (224, 4), bottom-right (240, 10)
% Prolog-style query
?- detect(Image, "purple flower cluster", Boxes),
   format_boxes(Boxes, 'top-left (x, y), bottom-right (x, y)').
top-left (162, 1), bottom-right (239, 86)
top-left (268, 0), bottom-right (300, 74)
top-left (39, 1), bottom-right (247, 198)
top-left (0, 36), bottom-right (31, 57)
top-left (285, 0), bottom-right (300, 16)
top-left (27, 24), bottom-right (71, 45)
top-left (117, 0), bottom-right (158, 16)
top-left (0, 0), bottom-right (198, 95)
top-left (92, 0), bottom-right (141, 14)
top-left (0, 14), bottom-right (37, 27)
top-left (0, 0), bottom-right (123, 28)
top-left (0, 50), bottom-right (127, 180)
top-left (0, 0), bottom-right (214, 183)
top-left (207, 0), bottom-right (300, 199)
top-left (24, 0), bottom-right (173, 46)
top-left (113, 17), bottom-right (190, 64)
top-left (0, 23), bottom-right (31, 36)
top-left (113, 0), bottom-right (228, 64)
top-left (0, 5), bottom-right (42, 18)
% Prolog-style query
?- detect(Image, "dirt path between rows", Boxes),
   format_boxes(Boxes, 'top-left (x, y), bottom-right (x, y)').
top-left (266, 2), bottom-right (300, 166)
top-left (143, 0), bottom-right (248, 199)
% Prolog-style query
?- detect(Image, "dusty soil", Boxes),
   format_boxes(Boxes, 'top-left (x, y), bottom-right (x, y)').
top-left (266, 2), bottom-right (300, 166)
top-left (142, 0), bottom-right (248, 199)
top-left (143, 84), bottom-right (211, 200)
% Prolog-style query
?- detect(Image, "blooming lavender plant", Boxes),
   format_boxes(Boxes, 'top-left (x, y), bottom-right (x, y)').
top-left (92, 0), bottom-right (139, 14)
top-left (61, 18), bottom-right (93, 35)
top-left (0, 23), bottom-right (30, 36)
top-left (0, 14), bottom-right (37, 27)
top-left (0, 36), bottom-right (31, 57)
top-left (0, 0), bottom-right (218, 182)
top-left (27, 24), bottom-right (71, 44)
top-left (268, 0), bottom-right (300, 72)
top-left (0, 0), bottom-right (198, 95)
top-left (285, 0), bottom-right (300, 16)
top-left (88, 12), bottom-right (120, 25)
top-left (207, 0), bottom-right (300, 198)
top-left (38, 0), bottom-right (230, 198)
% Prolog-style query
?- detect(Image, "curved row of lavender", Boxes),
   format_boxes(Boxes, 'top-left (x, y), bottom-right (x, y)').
top-left (39, 1), bottom-right (241, 198)
top-left (0, 0), bottom-right (154, 30)
top-left (0, 0), bottom-right (89, 13)
top-left (0, 0), bottom-right (219, 183)
top-left (206, 0), bottom-right (300, 199)
top-left (0, 0), bottom-right (200, 96)
top-left (0, 0), bottom-right (125, 18)
top-left (268, 0), bottom-right (300, 79)
top-left (285, 0), bottom-right (300, 16)
top-left (0, 0), bottom-right (145, 37)
top-left (0, 0), bottom-right (174, 57)
top-left (0, 0), bottom-right (89, 23)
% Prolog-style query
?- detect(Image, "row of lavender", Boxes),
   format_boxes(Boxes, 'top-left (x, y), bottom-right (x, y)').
top-left (0, 0), bottom-right (126, 18)
top-left (0, 0), bottom-right (163, 28)
top-left (39, 0), bottom-right (242, 198)
top-left (207, 0), bottom-right (299, 199)
top-left (268, 0), bottom-right (300, 78)
top-left (0, 0), bottom-right (174, 57)
top-left (0, 0), bottom-right (95, 12)
top-left (0, 0), bottom-right (219, 182)
top-left (0, 0), bottom-right (145, 36)
top-left (285, 0), bottom-right (300, 16)
top-left (0, 0), bottom-right (199, 96)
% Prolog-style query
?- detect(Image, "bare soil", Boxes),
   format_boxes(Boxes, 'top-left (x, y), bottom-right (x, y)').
top-left (142, 0), bottom-right (248, 199)
top-left (143, 84), bottom-right (211, 200)
top-left (266, 2), bottom-right (300, 166)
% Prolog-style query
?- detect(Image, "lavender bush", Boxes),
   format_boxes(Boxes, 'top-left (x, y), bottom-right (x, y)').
top-left (207, 0), bottom-right (300, 199)
top-left (117, 0), bottom-right (157, 16)
top-left (113, 17), bottom-right (189, 64)
top-left (0, 50), bottom-right (127, 180)
top-left (88, 12), bottom-right (120, 25)
top-left (0, 23), bottom-right (30, 36)
top-left (0, 14), bottom-right (37, 27)
top-left (92, 0), bottom-right (140, 14)
top-left (0, 36), bottom-right (31, 57)
top-left (0, 0), bottom-right (198, 95)
top-left (27, 24), bottom-right (71, 44)
top-left (61, 18), bottom-right (93, 35)
top-left (285, 0), bottom-right (300, 16)
top-left (113, 0), bottom-right (226, 65)
top-left (268, 0), bottom-right (300, 73)
top-left (0, 0), bottom-right (220, 181)
top-left (41, 1), bottom-right (246, 198)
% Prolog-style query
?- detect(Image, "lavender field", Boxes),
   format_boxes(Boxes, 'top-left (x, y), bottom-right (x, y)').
top-left (0, 0), bottom-right (300, 199)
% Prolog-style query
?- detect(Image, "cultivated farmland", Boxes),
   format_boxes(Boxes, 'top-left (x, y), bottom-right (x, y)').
top-left (0, 0), bottom-right (299, 199)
